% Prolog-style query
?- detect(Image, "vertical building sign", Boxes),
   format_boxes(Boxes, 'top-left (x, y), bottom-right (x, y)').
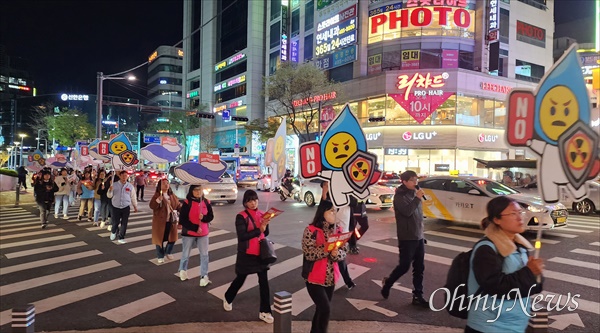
top-left (281, 1), bottom-right (290, 62)
top-left (487, 0), bottom-right (500, 42)
top-left (291, 39), bottom-right (299, 63)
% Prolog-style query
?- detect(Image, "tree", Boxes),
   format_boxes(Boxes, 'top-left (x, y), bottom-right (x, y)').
top-left (30, 102), bottom-right (56, 142)
top-left (47, 108), bottom-right (95, 147)
top-left (264, 62), bottom-right (342, 143)
top-left (243, 117), bottom-right (281, 143)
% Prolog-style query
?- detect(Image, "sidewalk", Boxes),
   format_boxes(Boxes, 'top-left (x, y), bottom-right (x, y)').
top-left (42, 320), bottom-right (463, 333)
top-left (0, 188), bottom-right (36, 206)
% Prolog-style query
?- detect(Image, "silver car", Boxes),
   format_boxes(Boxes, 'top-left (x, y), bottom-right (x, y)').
top-left (300, 179), bottom-right (395, 210)
top-left (418, 176), bottom-right (568, 230)
top-left (169, 171), bottom-right (238, 204)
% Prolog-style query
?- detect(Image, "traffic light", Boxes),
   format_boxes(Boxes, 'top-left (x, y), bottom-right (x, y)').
top-left (368, 116), bottom-right (385, 122)
top-left (231, 116), bottom-right (249, 122)
top-left (196, 112), bottom-right (215, 119)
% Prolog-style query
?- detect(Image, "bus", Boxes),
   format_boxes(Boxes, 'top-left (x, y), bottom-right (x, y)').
top-left (221, 156), bottom-right (260, 186)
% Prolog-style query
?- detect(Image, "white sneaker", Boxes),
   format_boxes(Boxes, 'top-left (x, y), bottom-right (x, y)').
top-left (100, 221), bottom-right (105, 229)
top-left (199, 276), bottom-right (211, 287)
top-left (158, 258), bottom-right (165, 264)
top-left (117, 239), bottom-right (127, 244)
top-left (110, 233), bottom-right (116, 241)
top-left (179, 270), bottom-right (188, 281)
top-left (107, 225), bottom-right (111, 231)
top-left (166, 254), bottom-right (174, 260)
top-left (93, 222), bottom-right (98, 227)
top-left (54, 214), bottom-right (59, 219)
top-left (223, 299), bottom-right (232, 311)
top-left (63, 214), bottom-right (68, 219)
top-left (259, 312), bottom-right (274, 324)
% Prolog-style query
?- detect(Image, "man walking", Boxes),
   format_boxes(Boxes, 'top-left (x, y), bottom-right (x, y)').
top-left (135, 171), bottom-right (148, 201)
top-left (381, 170), bottom-right (429, 308)
top-left (107, 170), bottom-right (138, 244)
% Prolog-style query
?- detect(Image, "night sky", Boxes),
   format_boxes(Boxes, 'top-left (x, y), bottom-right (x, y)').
top-left (0, 0), bottom-right (594, 100)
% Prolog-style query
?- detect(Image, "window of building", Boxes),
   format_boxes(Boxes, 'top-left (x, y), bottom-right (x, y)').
top-left (148, 64), bottom-right (183, 77)
top-left (215, 83), bottom-right (246, 104)
top-left (305, 1), bottom-right (314, 31)
top-left (216, 62), bottom-right (247, 82)
top-left (270, 0), bottom-right (281, 20)
top-left (458, 51), bottom-right (474, 70)
top-left (455, 96), bottom-right (480, 126)
top-left (270, 22), bottom-right (281, 49)
top-left (515, 59), bottom-right (544, 83)
top-left (219, 0), bottom-right (248, 60)
top-left (517, 0), bottom-right (547, 10)
top-left (420, 49), bottom-right (441, 69)
top-left (291, 9), bottom-right (300, 37)
top-left (269, 51), bottom-right (280, 75)
top-left (189, 80), bottom-right (200, 90)
top-left (190, 0), bottom-right (202, 71)
top-left (499, 8), bottom-right (509, 44)
top-left (304, 34), bottom-right (313, 61)
top-left (494, 100), bottom-right (506, 129)
top-left (329, 63), bottom-right (353, 82)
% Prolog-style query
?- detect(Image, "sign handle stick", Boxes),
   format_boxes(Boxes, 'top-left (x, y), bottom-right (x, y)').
top-left (534, 221), bottom-right (543, 283)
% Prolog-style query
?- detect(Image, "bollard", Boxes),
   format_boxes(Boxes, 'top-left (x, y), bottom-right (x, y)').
top-left (11, 304), bottom-right (35, 333)
top-left (14, 183), bottom-right (20, 207)
top-left (273, 291), bottom-right (292, 333)
top-left (526, 301), bottom-right (548, 333)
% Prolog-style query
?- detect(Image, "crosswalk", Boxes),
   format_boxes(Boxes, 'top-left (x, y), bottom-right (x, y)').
top-left (0, 204), bottom-right (598, 331)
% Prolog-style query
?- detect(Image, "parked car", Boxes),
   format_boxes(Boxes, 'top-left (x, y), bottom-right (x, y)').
top-left (418, 176), bottom-right (568, 230)
top-left (169, 171), bottom-right (238, 204)
top-left (518, 179), bottom-right (599, 215)
top-left (378, 171), bottom-right (402, 188)
top-left (256, 174), bottom-right (272, 191)
top-left (300, 179), bottom-right (395, 210)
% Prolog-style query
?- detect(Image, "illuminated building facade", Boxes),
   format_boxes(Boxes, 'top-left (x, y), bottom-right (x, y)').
top-left (147, 46), bottom-right (184, 108)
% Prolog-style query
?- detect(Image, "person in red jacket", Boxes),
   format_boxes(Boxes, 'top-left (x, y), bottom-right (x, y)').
top-left (301, 199), bottom-right (346, 333)
top-left (223, 190), bottom-right (274, 324)
top-left (177, 184), bottom-right (214, 286)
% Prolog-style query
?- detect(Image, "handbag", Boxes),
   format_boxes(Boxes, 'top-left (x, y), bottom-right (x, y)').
top-left (166, 199), bottom-right (179, 224)
top-left (246, 210), bottom-right (277, 264)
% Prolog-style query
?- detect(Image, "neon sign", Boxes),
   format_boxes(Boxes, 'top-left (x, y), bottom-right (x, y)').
top-left (405, 0), bottom-right (467, 7)
top-left (60, 94), bottom-right (89, 101)
top-left (292, 91), bottom-right (337, 107)
top-left (148, 51), bottom-right (158, 63)
top-left (214, 53), bottom-right (247, 72)
top-left (213, 74), bottom-right (246, 93)
top-left (8, 84), bottom-right (30, 91)
top-left (390, 72), bottom-right (453, 124)
top-left (368, 4), bottom-right (474, 44)
top-left (480, 82), bottom-right (512, 94)
top-left (488, 0), bottom-right (499, 41)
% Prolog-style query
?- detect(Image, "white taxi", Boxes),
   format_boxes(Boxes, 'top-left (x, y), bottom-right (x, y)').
top-left (300, 179), bottom-right (395, 210)
top-left (169, 171), bottom-right (238, 204)
top-left (418, 176), bottom-right (568, 230)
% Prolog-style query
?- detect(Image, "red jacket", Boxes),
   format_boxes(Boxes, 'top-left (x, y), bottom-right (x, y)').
top-left (239, 210), bottom-right (265, 256)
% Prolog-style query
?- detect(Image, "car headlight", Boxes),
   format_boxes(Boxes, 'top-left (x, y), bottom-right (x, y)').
top-left (203, 189), bottom-right (211, 195)
top-left (233, 188), bottom-right (238, 193)
top-left (371, 192), bottom-right (379, 197)
top-left (527, 205), bottom-right (545, 213)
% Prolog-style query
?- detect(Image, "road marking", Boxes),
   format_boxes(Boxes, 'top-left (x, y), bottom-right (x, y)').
top-left (567, 218), bottom-right (599, 226)
top-left (0, 228), bottom-right (64, 240)
top-left (209, 255), bottom-right (304, 300)
top-left (79, 216), bottom-right (151, 228)
top-left (159, 238), bottom-right (238, 262)
top-left (372, 279), bottom-right (413, 294)
top-left (425, 231), bottom-right (480, 242)
top-left (556, 227), bottom-right (593, 234)
top-left (566, 223), bottom-right (600, 230)
top-left (133, 239), bottom-right (182, 254)
top-left (543, 232), bottom-right (577, 238)
top-left (292, 263), bottom-right (370, 316)
top-left (0, 217), bottom-right (42, 224)
top-left (0, 224), bottom-right (57, 233)
top-left (426, 240), bottom-right (470, 252)
top-left (548, 257), bottom-right (600, 270)
top-left (0, 260), bottom-right (120, 295)
top-left (0, 234), bottom-right (75, 249)
top-left (542, 291), bottom-right (600, 315)
top-left (98, 292), bottom-right (175, 324)
top-left (4, 241), bottom-right (88, 259)
top-left (0, 220), bottom-right (48, 228)
top-left (360, 241), bottom-right (452, 265)
top-left (0, 274), bottom-right (144, 326)
top-left (571, 248), bottom-right (600, 257)
top-left (447, 226), bottom-right (484, 234)
top-left (591, 242), bottom-right (600, 246)
top-left (179, 244), bottom-right (286, 279)
top-left (543, 270), bottom-right (600, 289)
top-left (1, 250), bottom-right (102, 275)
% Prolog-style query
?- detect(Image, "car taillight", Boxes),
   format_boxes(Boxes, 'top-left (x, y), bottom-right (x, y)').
top-left (236, 170), bottom-right (240, 179)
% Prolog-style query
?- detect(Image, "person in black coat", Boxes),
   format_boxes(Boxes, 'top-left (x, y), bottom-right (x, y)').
top-left (223, 190), bottom-right (275, 324)
top-left (34, 169), bottom-right (58, 228)
top-left (17, 165), bottom-right (28, 190)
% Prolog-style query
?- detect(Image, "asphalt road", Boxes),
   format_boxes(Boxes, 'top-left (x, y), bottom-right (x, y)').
top-left (0, 188), bottom-right (598, 332)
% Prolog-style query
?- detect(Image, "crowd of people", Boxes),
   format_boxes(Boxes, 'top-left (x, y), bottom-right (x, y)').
top-left (25, 165), bottom-right (545, 332)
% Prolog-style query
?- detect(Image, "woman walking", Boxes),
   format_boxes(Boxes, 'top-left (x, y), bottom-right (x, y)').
top-left (97, 171), bottom-right (113, 229)
top-left (53, 168), bottom-right (70, 219)
top-left (34, 169), bottom-right (58, 228)
top-left (92, 169), bottom-right (107, 226)
top-left (178, 184), bottom-right (214, 285)
top-left (223, 190), bottom-right (274, 324)
top-left (150, 179), bottom-right (181, 263)
top-left (302, 200), bottom-right (347, 333)
top-left (78, 172), bottom-right (95, 222)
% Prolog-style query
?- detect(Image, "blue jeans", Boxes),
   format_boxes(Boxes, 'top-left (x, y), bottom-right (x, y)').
top-left (155, 242), bottom-right (175, 259)
top-left (93, 199), bottom-right (102, 222)
top-left (100, 199), bottom-right (111, 221)
top-left (54, 195), bottom-right (69, 216)
top-left (178, 236), bottom-right (209, 276)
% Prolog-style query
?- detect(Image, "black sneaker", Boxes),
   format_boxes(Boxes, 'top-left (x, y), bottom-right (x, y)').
top-left (41, 223), bottom-right (47, 229)
top-left (381, 277), bottom-right (390, 299)
top-left (349, 247), bottom-right (360, 255)
top-left (347, 282), bottom-right (356, 290)
top-left (412, 296), bottom-right (430, 308)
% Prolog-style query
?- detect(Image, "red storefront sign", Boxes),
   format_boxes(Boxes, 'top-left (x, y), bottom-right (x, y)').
top-left (390, 72), bottom-right (453, 124)
top-left (292, 92), bottom-right (337, 107)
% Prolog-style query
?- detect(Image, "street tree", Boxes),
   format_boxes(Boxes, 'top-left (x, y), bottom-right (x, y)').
top-left (264, 62), bottom-right (341, 142)
top-left (47, 108), bottom-right (95, 147)
top-left (242, 117), bottom-right (281, 143)
top-left (30, 102), bottom-right (56, 141)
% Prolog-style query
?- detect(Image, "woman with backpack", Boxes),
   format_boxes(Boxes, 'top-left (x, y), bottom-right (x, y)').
top-left (301, 199), bottom-right (347, 333)
top-left (177, 184), bottom-right (214, 286)
top-left (222, 190), bottom-right (274, 324)
top-left (78, 171), bottom-right (95, 221)
top-left (465, 196), bottom-right (544, 333)
top-left (150, 178), bottom-right (181, 264)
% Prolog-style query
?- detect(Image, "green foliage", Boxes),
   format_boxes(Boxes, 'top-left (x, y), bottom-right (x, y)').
top-left (47, 108), bottom-right (95, 146)
top-left (0, 168), bottom-right (18, 177)
top-left (264, 62), bottom-right (341, 142)
top-left (242, 117), bottom-right (281, 143)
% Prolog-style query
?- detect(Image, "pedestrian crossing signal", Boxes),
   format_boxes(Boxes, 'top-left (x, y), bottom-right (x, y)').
top-left (368, 117), bottom-right (385, 122)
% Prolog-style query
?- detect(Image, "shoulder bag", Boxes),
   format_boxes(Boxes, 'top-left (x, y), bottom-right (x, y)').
top-left (246, 210), bottom-right (277, 264)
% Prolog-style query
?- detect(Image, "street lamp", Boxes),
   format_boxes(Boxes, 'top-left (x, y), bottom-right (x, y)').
top-left (7, 147), bottom-right (13, 169)
top-left (18, 134), bottom-right (26, 167)
top-left (37, 129), bottom-right (47, 150)
top-left (96, 71), bottom-right (137, 138)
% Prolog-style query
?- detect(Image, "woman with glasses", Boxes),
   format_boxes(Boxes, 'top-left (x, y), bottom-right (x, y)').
top-left (465, 196), bottom-right (545, 333)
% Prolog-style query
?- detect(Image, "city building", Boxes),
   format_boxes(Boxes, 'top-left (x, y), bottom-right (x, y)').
top-left (147, 45), bottom-right (184, 108)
